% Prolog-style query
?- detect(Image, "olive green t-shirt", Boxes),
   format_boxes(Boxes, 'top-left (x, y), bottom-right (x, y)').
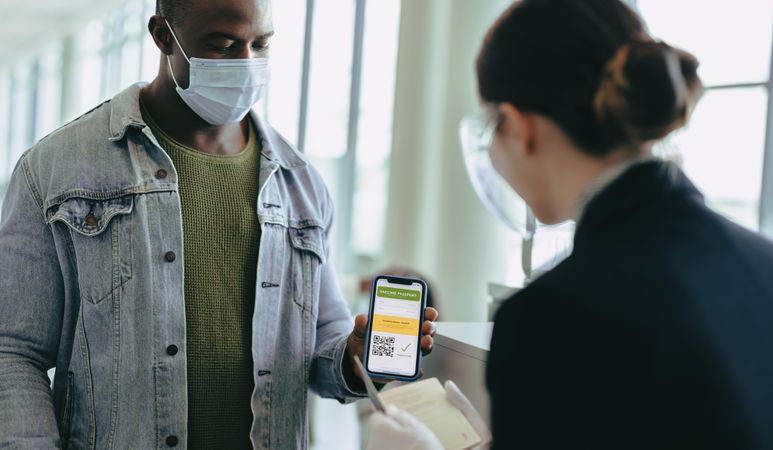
top-left (141, 103), bottom-right (260, 450)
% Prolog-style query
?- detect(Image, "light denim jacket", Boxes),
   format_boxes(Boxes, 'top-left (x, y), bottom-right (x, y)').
top-left (0, 83), bottom-right (365, 449)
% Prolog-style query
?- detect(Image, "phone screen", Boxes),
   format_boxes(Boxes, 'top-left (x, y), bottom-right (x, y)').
top-left (366, 277), bottom-right (424, 378)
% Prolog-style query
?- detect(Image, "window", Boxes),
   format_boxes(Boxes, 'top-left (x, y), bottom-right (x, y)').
top-left (71, 0), bottom-right (157, 114)
top-left (264, 0), bottom-right (402, 273)
top-left (0, 46), bottom-right (64, 210)
top-left (636, 0), bottom-right (773, 231)
top-left (0, 70), bottom-right (10, 184)
top-left (7, 62), bottom-right (37, 173)
top-left (100, 1), bottom-right (150, 99)
top-left (261, 0), bottom-right (307, 146)
top-left (351, 0), bottom-right (401, 257)
top-left (35, 45), bottom-right (64, 144)
top-left (73, 20), bottom-right (107, 116)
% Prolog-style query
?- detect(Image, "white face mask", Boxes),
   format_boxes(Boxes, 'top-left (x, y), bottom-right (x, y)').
top-left (165, 20), bottom-right (270, 125)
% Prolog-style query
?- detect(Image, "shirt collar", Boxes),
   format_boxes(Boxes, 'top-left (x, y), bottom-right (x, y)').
top-left (249, 110), bottom-right (308, 170)
top-left (106, 82), bottom-right (307, 171)
top-left (107, 82), bottom-right (147, 142)
top-left (572, 159), bottom-right (703, 246)
top-left (574, 154), bottom-right (655, 224)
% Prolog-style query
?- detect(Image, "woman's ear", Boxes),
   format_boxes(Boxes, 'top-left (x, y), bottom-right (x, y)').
top-left (148, 15), bottom-right (174, 55)
top-left (498, 103), bottom-right (536, 156)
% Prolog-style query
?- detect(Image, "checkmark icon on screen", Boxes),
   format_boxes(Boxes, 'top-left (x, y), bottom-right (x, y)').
top-left (401, 343), bottom-right (411, 352)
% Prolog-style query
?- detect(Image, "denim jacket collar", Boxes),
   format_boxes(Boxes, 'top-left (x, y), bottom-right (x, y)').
top-left (107, 82), bottom-right (307, 171)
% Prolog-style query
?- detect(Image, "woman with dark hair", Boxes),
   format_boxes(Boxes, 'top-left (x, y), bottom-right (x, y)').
top-left (368, 0), bottom-right (773, 448)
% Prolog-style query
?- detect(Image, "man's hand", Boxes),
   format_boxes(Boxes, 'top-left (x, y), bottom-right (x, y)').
top-left (343, 307), bottom-right (439, 388)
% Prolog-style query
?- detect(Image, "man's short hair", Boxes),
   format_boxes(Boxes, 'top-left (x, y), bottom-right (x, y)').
top-left (156, 0), bottom-right (190, 24)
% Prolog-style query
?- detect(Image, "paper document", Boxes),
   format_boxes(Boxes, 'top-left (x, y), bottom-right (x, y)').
top-left (379, 378), bottom-right (482, 450)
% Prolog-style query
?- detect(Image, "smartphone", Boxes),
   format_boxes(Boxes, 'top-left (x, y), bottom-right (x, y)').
top-left (363, 275), bottom-right (427, 382)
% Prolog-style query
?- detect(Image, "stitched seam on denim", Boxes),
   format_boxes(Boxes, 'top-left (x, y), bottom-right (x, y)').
top-left (127, 210), bottom-right (134, 281)
top-left (266, 380), bottom-right (272, 449)
top-left (302, 266), bottom-right (312, 448)
top-left (289, 227), bottom-right (326, 265)
top-left (258, 215), bottom-right (325, 230)
top-left (305, 255), bottom-right (312, 314)
top-left (31, 100), bottom-right (109, 147)
top-left (60, 224), bottom-right (79, 286)
top-left (20, 156), bottom-right (45, 213)
top-left (106, 225), bottom-right (121, 450)
top-left (64, 224), bottom-right (133, 305)
top-left (44, 185), bottom-right (176, 212)
top-left (291, 218), bottom-right (323, 228)
top-left (61, 372), bottom-right (74, 449)
top-left (49, 205), bottom-right (133, 238)
top-left (259, 215), bottom-right (287, 228)
top-left (61, 223), bottom-right (93, 449)
top-left (153, 365), bottom-right (160, 450)
top-left (50, 199), bottom-right (134, 305)
top-left (303, 258), bottom-right (312, 320)
top-left (292, 254), bottom-right (307, 311)
top-left (319, 338), bottom-right (340, 361)
top-left (89, 277), bottom-right (133, 305)
top-left (77, 301), bottom-right (97, 449)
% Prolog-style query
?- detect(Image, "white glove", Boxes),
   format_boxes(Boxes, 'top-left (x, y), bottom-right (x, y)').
top-left (444, 380), bottom-right (492, 450)
top-left (366, 404), bottom-right (444, 450)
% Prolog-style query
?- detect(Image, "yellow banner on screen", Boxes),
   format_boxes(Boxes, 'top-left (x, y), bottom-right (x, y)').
top-left (371, 314), bottom-right (420, 336)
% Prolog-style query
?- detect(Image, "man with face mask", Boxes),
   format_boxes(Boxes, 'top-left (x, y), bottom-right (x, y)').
top-left (0, 0), bottom-right (438, 449)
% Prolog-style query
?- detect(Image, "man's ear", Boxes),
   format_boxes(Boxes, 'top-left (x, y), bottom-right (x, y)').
top-left (148, 15), bottom-right (174, 55)
top-left (498, 103), bottom-right (536, 155)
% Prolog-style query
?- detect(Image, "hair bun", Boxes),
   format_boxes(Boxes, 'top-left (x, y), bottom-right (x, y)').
top-left (594, 41), bottom-right (703, 143)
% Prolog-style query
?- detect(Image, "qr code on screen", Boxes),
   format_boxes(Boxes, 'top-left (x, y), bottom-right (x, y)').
top-left (372, 335), bottom-right (395, 357)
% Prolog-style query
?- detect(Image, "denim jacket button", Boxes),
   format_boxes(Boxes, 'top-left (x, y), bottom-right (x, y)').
top-left (166, 345), bottom-right (178, 356)
top-left (164, 251), bottom-right (176, 262)
top-left (155, 169), bottom-right (168, 180)
top-left (166, 435), bottom-right (178, 447)
top-left (85, 213), bottom-right (98, 226)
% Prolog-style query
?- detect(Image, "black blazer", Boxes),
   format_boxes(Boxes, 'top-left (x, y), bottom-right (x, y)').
top-left (487, 161), bottom-right (773, 450)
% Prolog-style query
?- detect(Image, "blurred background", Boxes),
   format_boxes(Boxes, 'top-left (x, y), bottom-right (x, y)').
top-left (1, 0), bottom-right (773, 448)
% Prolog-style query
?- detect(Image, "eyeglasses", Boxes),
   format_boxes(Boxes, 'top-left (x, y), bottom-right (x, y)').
top-left (459, 102), bottom-right (537, 237)
top-left (459, 103), bottom-right (502, 159)
top-left (458, 102), bottom-right (575, 276)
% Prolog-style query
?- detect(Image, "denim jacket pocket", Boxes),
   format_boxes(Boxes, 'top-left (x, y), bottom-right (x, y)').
top-left (289, 225), bottom-right (326, 316)
top-left (47, 195), bottom-right (134, 305)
